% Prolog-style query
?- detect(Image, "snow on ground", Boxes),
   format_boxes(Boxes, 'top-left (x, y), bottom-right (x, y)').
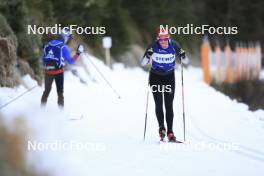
top-left (0, 53), bottom-right (264, 176)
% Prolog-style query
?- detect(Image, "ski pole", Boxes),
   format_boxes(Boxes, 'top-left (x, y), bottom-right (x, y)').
top-left (0, 85), bottom-right (38, 110)
top-left (84, 53), bottom-right (121, 99)
top-left (180, 58), bottom-right (186, 142)
top-left (143, 82), bottom-right (150, 141)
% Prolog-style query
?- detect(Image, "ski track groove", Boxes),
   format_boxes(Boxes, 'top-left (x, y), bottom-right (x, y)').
top-left (188, 113), bottom-right (264, 163)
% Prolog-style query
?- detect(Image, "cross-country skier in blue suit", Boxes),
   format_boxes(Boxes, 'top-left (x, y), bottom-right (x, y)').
top-left (141, 28), bottom-right (187, 142)
top-left (41, 28), bottom-right (84, 108)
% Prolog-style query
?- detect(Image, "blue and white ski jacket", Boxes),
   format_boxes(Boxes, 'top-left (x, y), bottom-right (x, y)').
top-left (43, 39), bottom-right (75, 69)
top-left (142, 40), bottom-right (184, 75)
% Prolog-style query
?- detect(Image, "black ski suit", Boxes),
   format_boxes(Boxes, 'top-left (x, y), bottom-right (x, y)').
top-left (142, 40), bottom-right (185, 134)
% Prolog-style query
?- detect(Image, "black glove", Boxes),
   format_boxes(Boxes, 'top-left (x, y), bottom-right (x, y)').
top-left (179, 48), bottom-right (186, 59)
top-left (146, 48), bottom-right (154, 58)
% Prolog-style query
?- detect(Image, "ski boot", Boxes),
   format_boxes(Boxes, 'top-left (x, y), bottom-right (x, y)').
top-left (159, 127), bottom-right (166, 141)
top-left (167, 132), bottom-right (177, 143)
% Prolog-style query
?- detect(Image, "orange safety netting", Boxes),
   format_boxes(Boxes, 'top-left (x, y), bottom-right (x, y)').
top-left (200, 38), bottom-right (262, 85)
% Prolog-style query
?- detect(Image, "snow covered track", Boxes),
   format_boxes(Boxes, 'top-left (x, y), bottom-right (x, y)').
top-left (0, 54), bottom-right (264, 176)
top-left (188, 114), bottom-right (264, 162)
top-left (0, 84), bottom-right (38, 109)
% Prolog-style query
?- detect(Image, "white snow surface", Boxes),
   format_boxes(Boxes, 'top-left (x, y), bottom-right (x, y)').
top-left (1, 53), bottom-right (264, 176)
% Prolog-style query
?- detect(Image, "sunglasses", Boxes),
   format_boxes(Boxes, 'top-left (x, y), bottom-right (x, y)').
top-left (158, 38), bottom-right (169, 42)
